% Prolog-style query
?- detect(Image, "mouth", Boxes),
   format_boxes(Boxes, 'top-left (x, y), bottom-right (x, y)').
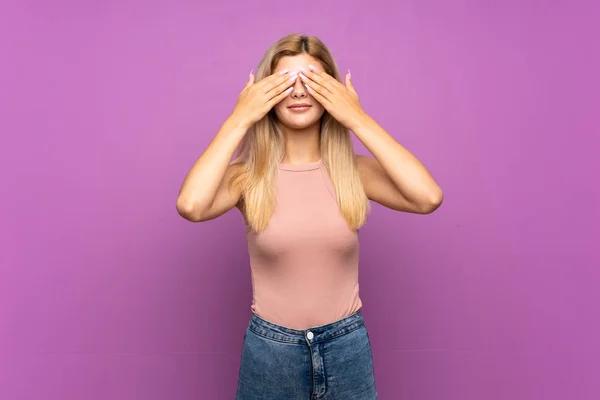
top-left (287, 104), bottom-right (312, 112)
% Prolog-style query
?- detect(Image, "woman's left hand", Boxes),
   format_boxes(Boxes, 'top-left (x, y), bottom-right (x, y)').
top-left (298, 65), bottom-right (367, 130)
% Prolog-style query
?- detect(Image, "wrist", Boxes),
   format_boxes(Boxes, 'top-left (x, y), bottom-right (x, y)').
top-left (348, 111), bottom-right (370, 132)
top-left (228, 112), bottom-right (252, 132)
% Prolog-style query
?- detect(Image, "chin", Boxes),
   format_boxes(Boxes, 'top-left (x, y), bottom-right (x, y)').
top-left (280, 117), bottom-right (320, 131)
top-left (275, 109), bottom-right (324, 131)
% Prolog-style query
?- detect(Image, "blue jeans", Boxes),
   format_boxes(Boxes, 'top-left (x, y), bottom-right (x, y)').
top-left (235, 309), bottom-right (378, 399)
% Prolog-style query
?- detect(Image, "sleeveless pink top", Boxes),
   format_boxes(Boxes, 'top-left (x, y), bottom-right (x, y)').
top-left (245, 159), bottom-right (363, 330)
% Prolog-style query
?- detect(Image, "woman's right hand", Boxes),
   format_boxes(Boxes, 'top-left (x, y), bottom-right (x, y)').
top-left (231, 69), bottom-right (298, 128)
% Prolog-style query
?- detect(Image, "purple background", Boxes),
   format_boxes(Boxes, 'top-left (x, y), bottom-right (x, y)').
top-left (1, 1), bottom-right (599, 399)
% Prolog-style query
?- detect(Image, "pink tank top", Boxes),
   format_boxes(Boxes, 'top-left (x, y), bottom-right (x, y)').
top-left (245, 159), bottom-right (363, 330)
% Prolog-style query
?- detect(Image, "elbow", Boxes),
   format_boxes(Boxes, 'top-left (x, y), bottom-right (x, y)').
top-left (176, 196), bottom-right (204, 222)
top-left (420, 188), bottom-right (443, 214)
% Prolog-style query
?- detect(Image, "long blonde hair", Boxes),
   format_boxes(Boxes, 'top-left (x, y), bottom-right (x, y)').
top-left (231, 33), bottom-right (370, 232)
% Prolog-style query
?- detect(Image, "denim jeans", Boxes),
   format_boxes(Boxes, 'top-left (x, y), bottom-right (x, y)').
top-left (235, 309), bottom-right (378, 399)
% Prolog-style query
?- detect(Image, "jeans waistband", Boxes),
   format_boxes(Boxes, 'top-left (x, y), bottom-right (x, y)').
top-left (248, 309), bottom-right (364, 345)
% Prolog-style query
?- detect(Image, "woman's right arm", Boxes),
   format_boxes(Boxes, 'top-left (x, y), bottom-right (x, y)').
top-left (176, 69), bottom-right (296, 222)
top-left (176, 115), bottom-right (249, 222)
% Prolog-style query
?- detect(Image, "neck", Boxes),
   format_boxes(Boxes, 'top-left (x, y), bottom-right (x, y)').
top-left (281, 122), bottom-right (321, 164)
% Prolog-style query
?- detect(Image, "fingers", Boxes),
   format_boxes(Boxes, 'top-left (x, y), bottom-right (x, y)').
top-left (256, 69), bottom-right (289, 90)
top-left (266, 72), bottom-right (298, 100)
top-left (240, 69), bottom-right (255, 94)
top-left (303, 81), bottom-right (329, 105)
top-left (242, 73), bottom-right (255, 92)
top-left (298, 65), bottom-right (335, 94)
top-left (298, 72), bottom-right (331, 102)
top-left (345, 71), bottom-right (357, 95)
top-left (267, 86), bottom-right (294, 108)
top-left (263, 71), bottom-right (297, 96)
top-left (298, 72), bottom-right (333, 102)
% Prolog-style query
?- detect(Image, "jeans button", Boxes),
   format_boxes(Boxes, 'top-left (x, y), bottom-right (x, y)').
top-left (306, 331), bottom-right (314, 340)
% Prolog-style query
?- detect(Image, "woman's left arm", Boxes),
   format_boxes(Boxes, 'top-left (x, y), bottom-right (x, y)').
top-left (352, 114), bottom-right (443, 214)
top-left (299, 65), bottom-right (443, 214)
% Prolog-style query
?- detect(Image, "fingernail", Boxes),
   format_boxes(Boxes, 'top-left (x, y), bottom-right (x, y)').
top-left (348, 69), bottom-right (351, 77)
top-left (308, 64), bottom-right (318, 71)
top-left (249, 69), bottom-right (253, 77)
top-left (298, 73), bottom-right (307, 80)
top-left (279, 69), bottom-right (289, 75)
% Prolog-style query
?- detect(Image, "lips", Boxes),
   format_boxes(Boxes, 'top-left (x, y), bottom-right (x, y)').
top-left (288, 104), bottom-right (312, 109)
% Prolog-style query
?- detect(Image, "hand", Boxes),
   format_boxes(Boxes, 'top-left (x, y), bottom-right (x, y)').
top-left (231, 69), bottom-right (298, 128)
top-left (298, 65), bottom-right (366, 130)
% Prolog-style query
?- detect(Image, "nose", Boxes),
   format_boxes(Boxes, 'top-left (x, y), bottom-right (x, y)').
top-left (290, 76), bottom-right (308, 99)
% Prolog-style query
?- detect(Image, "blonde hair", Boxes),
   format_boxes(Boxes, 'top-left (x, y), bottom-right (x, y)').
top-left (231, 33), bottom-right (370, 232)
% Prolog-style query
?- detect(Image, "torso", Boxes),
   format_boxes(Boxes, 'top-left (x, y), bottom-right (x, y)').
top-left (243, 159), bottom-right (363, 330)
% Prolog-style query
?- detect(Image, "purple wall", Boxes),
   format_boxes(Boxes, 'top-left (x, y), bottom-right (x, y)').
top-left (1, 1), bottom-right (599, 399)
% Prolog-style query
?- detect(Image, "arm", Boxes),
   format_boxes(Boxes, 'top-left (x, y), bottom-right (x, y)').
top-left (176, 69), bottom-right (296, 222)
top-left (298, 65), bottom-right (443, 214)
top-left (176, 115), bottom-right (247, 222)
top-left (353, 115), bottom-right (443, 214)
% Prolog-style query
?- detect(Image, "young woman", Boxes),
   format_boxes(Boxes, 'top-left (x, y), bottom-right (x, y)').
top-left (176, 34), bottom-right (443, 399)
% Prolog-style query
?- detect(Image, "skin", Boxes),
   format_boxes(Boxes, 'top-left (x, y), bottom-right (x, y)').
top-left (271, 54), bottom-right (325, 165)
top-left (296, 58), bottom-right (444, 214)
top-left (176, 53), bottom-right (443, 223)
